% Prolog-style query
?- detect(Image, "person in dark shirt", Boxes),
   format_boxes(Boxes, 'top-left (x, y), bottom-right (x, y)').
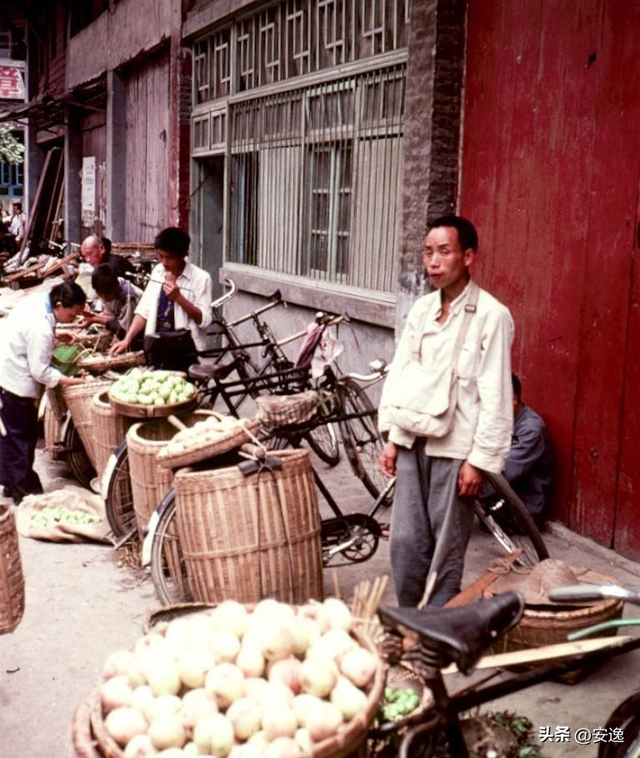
top-left (500, 374), bottom-right (553, 526)
top-left (80, 264), bottom-right (143, 346)
top-left (80, 234), bottom-right (134, 278)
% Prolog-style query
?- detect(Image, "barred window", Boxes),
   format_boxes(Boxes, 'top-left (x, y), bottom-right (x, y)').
top-left (226, 64), bottom-right (405, 293)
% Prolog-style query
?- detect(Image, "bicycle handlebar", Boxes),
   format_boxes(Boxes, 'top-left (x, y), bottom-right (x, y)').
top-left (549, 584), bottom-right (640, 605)
top-left (211, 277), bottom-right (237, 311)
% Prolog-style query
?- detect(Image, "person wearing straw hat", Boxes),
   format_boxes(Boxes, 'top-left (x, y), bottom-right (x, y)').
top-left (0, 282), bottom-right (88, 504)
top-left (109, 227), bottom-right (213, 372)
top-left (378, 215), bottom-right (514, 607)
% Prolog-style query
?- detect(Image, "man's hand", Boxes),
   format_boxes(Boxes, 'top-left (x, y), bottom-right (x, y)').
top-left (110, 339), bottom-right (129, 356)
top-left (457, 461), bottom-right (484, 497)
top-left (163, 273), bottom-right (181, 302)
top-left (55, 332), bottom-right (75, 344)
top-left (379, 441), bottom-right (398, 477)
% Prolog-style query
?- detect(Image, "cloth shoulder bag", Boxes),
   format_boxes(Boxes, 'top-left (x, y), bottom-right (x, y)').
top-left (386, 282), bottom-right (479, 438)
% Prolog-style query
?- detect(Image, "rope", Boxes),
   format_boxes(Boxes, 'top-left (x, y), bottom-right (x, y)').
top-left (487, 556), bottom-right (532, 576)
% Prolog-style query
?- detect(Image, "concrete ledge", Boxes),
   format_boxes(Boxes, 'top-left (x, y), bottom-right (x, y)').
top-left (220, 264), bottom-right (396, 330)
top-left (545, 520), bottom-right (640, 580)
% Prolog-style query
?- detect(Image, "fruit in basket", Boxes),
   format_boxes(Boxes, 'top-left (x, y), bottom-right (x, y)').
top-left (110, 369), bottom-right (196, 406)
top-left (97, 598), bottom-right (379, 757)
top-left (162, 415), bottom-right (253, 458)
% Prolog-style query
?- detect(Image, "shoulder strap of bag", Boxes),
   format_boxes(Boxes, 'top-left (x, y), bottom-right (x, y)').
top-left (449, 280), bottom-right (479, 374)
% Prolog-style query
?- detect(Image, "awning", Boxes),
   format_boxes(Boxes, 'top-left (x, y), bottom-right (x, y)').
top-left (0, 82), bottom-right (106, 127)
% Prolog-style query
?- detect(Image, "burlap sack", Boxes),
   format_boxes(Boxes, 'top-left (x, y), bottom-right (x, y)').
top-left (15, 486), bottom-right (110, 543)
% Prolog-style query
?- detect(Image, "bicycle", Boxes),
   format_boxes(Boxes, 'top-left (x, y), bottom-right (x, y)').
top-left (377, 584), bottom-right (640, 758)
top-left (192, 278), bottom-right (340, 466)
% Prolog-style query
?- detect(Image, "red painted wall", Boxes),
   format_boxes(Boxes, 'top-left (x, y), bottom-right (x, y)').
top-left (460, 0), bottom-right (640, 555)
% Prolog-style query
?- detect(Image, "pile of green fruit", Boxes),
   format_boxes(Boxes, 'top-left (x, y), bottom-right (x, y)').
top-left (30, 507), bottom-right (102, 528)
top-left (110, 369), bottom-right (197, 406)
top-left (378, 685), bottom-right (421, 723)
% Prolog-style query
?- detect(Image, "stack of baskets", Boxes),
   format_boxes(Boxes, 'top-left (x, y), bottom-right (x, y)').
top-left (0, 505), bottom-right (25, 634)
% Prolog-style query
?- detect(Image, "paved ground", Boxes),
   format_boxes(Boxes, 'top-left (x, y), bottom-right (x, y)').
top-left (2, 444), bottom-right (640, 757)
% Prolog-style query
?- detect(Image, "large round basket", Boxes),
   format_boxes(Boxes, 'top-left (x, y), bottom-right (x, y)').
top-left (109, 394), bottom-right (198, 419)
top-left (88, 613), bottom-right (385, 758)
top-left (0, 505), bottom-right (25, 634)
top-left (91, 391), bottom-right (135, 478)
top-left (174, 448), bottom-right (324, 606)
top-left (491, 568), bottom-right (623, 681)
top-left (62, 379), bottom-right (115, 469)
top-left (127, 412), bottom-right (216, 538)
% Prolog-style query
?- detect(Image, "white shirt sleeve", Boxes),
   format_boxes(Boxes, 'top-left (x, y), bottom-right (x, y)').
top-left (26, 320), bottom-right (63, 388)
top-left (466, 306), bottom-right (514, 473)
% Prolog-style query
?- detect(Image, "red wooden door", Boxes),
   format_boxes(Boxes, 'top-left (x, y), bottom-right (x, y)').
top-left (460, 0), bottom-right (640, 555)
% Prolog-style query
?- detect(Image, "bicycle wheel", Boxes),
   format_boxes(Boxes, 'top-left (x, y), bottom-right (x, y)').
top-left (476, 471), bottom-right (549, 566)
top-left (64, 419), bottom-right (96, 490)
top-left (149, 490), bottom-right (193, 605)
top-left (304, 422), bottom-right (340, 466)
top-left (599, 691), bottom-right (640, 758)
top-left (337, 378), bottom-right (390, 504)
top-left (104, 441), bottom-right (136, 539)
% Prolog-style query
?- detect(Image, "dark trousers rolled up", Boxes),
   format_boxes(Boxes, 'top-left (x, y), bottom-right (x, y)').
top-left (0, 387), bottom-right (44, 503)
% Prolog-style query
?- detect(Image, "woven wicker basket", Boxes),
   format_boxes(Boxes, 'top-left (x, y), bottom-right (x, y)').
top-left (62, 379), bottom-right (115, 469)
top-left (79, 350), bottom-right (145, 375)
top-left (71, 699), bottom-right (103, 758)
top-left (0, 506), bottom-right (25, 634)
top-left (109, 394), bottom-right (198, 419)
top-left (256, 390), bottom-right (320, 429)
top-left (127, 412), bottom-right (216, 538)
top-left (91, 391), bottom-right (134, 478)
top-left (174, 449), bottom-right (324, 606)
top-left (43, 402), bottom-right (64, 460)
top-left (491, 568), bottom-right (623, 682)
top-left (156, 416), bottom-right (261, 469)
top-left (45, 385), bottom-right (67, 421)
top-left (89, 621), bottom-right (385, 758)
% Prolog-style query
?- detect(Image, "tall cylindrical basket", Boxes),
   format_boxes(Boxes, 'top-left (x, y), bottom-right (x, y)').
top-left (91, 390), bottom-right (133, 478)
top-left (174, 448), bottom-right (324, 605)
top-left (127, 411), bottom-right (215, 538)
top-left (0, 505), bottom-right (25, 634)
top-left (62, 379), bottom-right (114, 469)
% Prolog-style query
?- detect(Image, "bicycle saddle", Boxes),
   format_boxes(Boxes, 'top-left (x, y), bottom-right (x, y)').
top-left (188, 358), bottom-right (240, 382)
top-left (378, 591), bottom-right (525, 674)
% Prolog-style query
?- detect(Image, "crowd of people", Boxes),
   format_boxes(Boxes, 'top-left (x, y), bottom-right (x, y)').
top-left (0, 212), bottom-right (553, 608)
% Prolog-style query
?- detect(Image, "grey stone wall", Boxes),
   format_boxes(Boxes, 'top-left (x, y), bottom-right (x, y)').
top-left (396, 0), bottom-right (466, 334)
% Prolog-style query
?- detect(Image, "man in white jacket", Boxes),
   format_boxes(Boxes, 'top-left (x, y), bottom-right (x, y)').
top-left (378, 215), bottom-right (514, 606)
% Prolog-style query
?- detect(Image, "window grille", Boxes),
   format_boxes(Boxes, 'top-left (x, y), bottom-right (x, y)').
top-left (226, 64), bottom-right (405, 293)
top-left (194, 0), bottom-right (410, 102)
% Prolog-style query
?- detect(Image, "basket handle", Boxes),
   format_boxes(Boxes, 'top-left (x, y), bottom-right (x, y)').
top-left (167, 414), bottom-right (188, 431)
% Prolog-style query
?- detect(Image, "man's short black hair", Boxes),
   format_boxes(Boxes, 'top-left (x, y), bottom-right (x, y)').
top-left (154, 227), bottom-right (190, 257)
top-left (512, 373), bottom-right (522, 401)
top-left (101, 237), bottom-right (112, 255)
top-left (49, 281), bottom-right (87, 308)
top-left (91, 263), bottom-right (119, 297)
top-left (429, 215), bottom-right (479, 252)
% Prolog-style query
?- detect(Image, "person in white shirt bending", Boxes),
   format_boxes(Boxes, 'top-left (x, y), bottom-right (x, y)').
top-left (0, 282), bottom-right (88, 503)
top-left (378, 215), bottom-right (514, 607)
top-left (110, 227), bottom-right (213, 371)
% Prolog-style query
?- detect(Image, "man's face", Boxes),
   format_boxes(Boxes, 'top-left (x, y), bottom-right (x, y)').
top-left (53, 303), bottom-right (85, 324)
top-left (81, 237), bottom-right (104, 266)
top-left (158, 250), bottom-right (186, 277)
top-left (423, 226), bottom-right (474, 292)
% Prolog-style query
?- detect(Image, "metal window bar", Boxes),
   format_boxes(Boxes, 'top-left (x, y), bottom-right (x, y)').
top-left (226, 63), bottom-right (405, 293)
top-left (192, 0), bottom-right (409, 105)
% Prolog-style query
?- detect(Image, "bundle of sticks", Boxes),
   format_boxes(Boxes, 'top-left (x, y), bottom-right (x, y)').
top-left (349, 575), bottom-right (389, 640)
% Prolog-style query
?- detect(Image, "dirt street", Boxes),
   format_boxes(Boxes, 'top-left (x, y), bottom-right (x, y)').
top-left (2, 446), bottom-right (640, 758)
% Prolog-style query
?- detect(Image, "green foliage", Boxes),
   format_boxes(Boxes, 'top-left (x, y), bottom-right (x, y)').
top-left (0, 126), bottom-right (25, 164)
